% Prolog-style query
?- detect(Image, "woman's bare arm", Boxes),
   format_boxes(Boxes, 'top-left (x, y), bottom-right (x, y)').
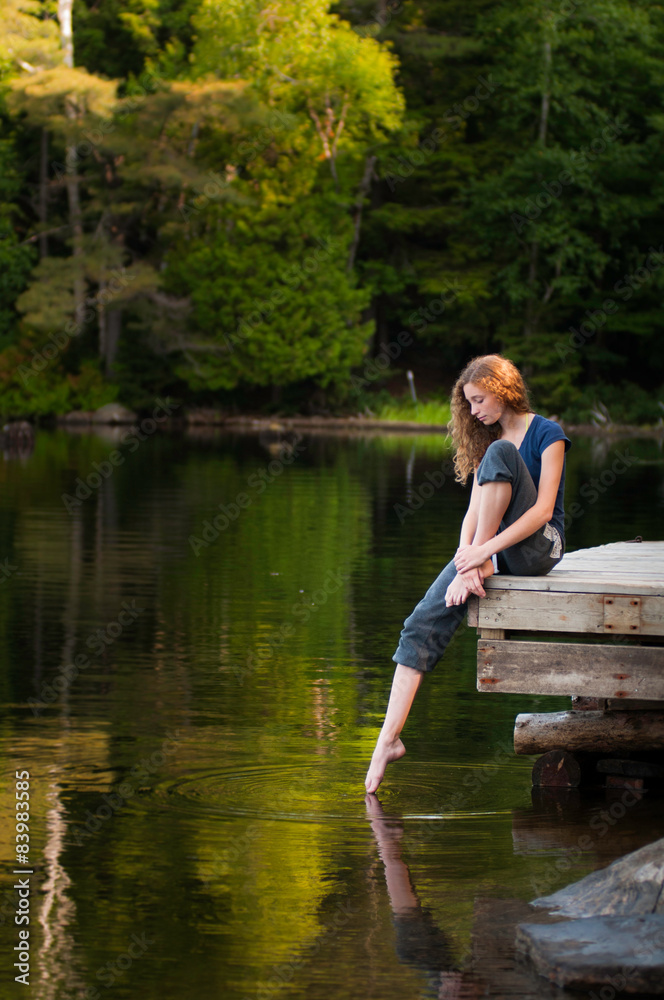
top-left (446, 475), bottom-right (487, 604)
top-left (454, 440), bottom-right (565, 573)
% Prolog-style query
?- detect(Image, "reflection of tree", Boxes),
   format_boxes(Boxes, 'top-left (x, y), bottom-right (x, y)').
top-left (367, 793), bottom-right (480, 1000)
top-left (37, 779), bottom-right (88, 1000)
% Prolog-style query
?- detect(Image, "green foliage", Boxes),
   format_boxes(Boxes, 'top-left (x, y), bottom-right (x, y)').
top-left (165, 197), bottom-right (372, 391)
top-left (0, 136), bottom-right (35, 348)
top-left (565, 381), bottom-right (664, 427)
top-left (0, 335), bottom-right (118, 417)
top-left (0, 0), bottom-right (662, 420)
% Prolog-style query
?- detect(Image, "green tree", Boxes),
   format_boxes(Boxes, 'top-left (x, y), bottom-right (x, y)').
top-left (462, 0), bottom-right (664, 413)
top-left (159, 0), bottom-right (403, 397)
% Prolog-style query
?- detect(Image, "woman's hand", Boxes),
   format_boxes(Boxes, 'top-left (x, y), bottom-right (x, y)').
top-left (454, 542), bottom-right (491, 574)
top-left (445, 569), bottom-right (485, 606)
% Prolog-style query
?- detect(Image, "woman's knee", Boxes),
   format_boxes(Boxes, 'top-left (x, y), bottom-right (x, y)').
top-left (485, 439), bottom-right (518, 460)
top-left (477, 438), bottom-right (518, 485)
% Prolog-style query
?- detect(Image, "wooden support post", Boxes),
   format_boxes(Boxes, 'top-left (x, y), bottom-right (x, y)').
top-left (531, 750), bottom-right (582, 788)
top-left (478, 627), bottom-right (506, 639)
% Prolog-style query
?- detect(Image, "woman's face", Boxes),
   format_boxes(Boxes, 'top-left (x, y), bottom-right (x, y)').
top-left (463, 381), bottom-right (505, 426)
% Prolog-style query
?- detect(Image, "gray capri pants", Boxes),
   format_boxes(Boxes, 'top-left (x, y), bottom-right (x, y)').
top-left (392, 439), bottom-right (564, 673)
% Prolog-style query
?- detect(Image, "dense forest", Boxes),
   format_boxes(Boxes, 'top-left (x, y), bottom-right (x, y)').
top-left (1, 0), bottom-right (663, 422)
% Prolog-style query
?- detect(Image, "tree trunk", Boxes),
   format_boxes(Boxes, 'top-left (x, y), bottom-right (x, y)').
top-left (64, 104), bottom-right (86, 332)
top-left (522, 37), bottom-right (552, 363)
top-left (58, 0), bottom-right (86, 331)
top-left (39, 129), bottom-right (49, 258)
top-left (98, 277), bottom-right (106, 368)
top-left (539, 40), bottom-right (552, 146)
top-left (347, 155), bottom-right (376, 273)
top-left (57, 0), bottom-right (74, 68)
top-left (105, 309), bottom-right (122, 374)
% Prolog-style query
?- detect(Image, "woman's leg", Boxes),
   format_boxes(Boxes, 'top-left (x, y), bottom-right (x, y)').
top-left (471, 478), bottom-right (512, 569)
top-left (365, 559), bottom-right (467, 792)
top-left (365, 664), bottom-right (423, 793)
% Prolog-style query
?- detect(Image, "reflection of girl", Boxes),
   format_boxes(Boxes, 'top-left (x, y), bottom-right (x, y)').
top-left (366, 793), bottom-right (478, 1000)
top-left (366, 355), bottom-right (571, 793)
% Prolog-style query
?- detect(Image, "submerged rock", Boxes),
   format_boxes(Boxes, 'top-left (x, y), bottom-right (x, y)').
top-left (531, 835), bottom-right (664, 917)
top-left (519, 837), bottom-right (664, 994)
top-left (185, 409), bottom-right (226, 425)
top-left (58, 411), bottom-right (95, 424)
top-left (92, 403), bottom-right (138, 425)
top-left (516, 915), bottom-right (664, 993)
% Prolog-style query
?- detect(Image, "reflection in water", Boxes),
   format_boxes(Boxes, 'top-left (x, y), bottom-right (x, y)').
top-left (367, 793), bottom-right (472, 1000)
top-left (1, 420), bottom-right (35, 461)
top-left (0, 429), bottom-right (662, 1000)
top-left (38, 778), bottom-right (87, 1000)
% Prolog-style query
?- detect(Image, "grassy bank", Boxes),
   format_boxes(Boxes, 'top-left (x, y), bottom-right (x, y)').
top-left (367, 397), bottom-right (452, 425)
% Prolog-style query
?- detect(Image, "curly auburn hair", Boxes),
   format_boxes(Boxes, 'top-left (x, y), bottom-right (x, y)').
top-left (450, 354), bottom-right (531, 484)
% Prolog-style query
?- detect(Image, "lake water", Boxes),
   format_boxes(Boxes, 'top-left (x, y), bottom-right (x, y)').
top-left (1, 426), bottom-right (663, 999)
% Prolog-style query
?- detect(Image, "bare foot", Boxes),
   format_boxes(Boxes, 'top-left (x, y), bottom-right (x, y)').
top-left (365, 736), bottom-right (406, 793)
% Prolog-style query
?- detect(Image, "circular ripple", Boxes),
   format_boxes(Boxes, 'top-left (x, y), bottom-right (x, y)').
top-left (132, 760), bottom-right (521, 824)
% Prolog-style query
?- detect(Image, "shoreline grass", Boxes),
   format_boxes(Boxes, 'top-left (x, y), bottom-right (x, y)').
top-left (368, 397), bottom-right (452, 425)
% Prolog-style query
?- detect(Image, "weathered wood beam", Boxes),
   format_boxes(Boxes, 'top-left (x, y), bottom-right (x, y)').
top-left (514, 710), bottom-right (664, 755)
top-left (478, 639), bottom-right (664, 700)
top-left (469, 590), bottom-right (664, 636)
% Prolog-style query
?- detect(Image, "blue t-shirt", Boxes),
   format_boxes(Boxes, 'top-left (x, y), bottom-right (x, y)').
top-left (518, 414), bottom-right (571, 540)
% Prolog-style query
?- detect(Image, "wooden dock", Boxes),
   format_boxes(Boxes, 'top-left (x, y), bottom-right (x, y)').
top-left (467, 541), bottom-right (664, 785)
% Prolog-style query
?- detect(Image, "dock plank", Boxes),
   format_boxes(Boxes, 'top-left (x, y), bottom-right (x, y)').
top-left (477, 639), bottom-right (664, 699)
top-left (469, 590), bottom-right (664, 635)
top-left (479, 541), bottom-right (664, 597)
